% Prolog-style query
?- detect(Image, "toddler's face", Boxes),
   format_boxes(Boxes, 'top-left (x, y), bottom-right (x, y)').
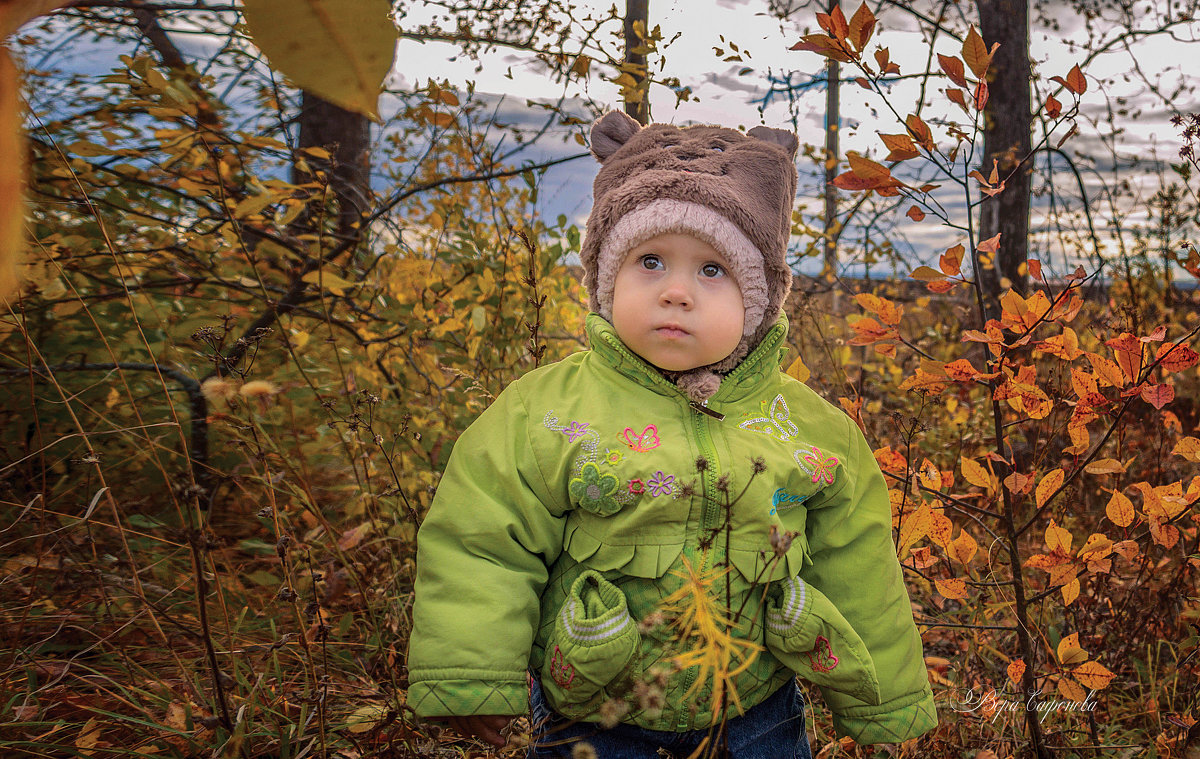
top-left (611, 233), bottom-right (744, 372)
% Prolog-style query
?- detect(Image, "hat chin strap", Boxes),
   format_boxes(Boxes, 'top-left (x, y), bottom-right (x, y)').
top-left (594, 200), bottom-right (769, 339)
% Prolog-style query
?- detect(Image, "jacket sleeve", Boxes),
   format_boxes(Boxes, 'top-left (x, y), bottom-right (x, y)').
top-left (798, 415), bottom-right (937, 744)
top-left (406, 381), bottom-right (566, 717)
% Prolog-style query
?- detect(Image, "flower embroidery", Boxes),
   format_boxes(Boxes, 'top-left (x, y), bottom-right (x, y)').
top-left (738, 395), bottom-right (799, 442)
top-left (808, 635), bottom-right (839, 672)
top-left (794, 445), bottom-right (840, 485)
top-left (569, 462), bottom-right (622, 515)
top-left (619, 424), bottom-right (661, 453)
top-left (647, 470), bottom-right (675, 497)
top-left (604, 448), bottom-right (625, 466)
top-left (562, 421), bottom-right (590, 443)
top-left (628, 478), bottom-right (645, 495)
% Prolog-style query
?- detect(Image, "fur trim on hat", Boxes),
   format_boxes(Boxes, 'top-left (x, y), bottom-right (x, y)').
top-left (594, 199), bottom-right (768, 338)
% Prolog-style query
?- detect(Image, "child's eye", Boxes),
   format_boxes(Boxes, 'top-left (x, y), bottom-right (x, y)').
top-left (639, 254), bottom-right (663, 271)
top-left (701, 262), bottom-right (725, 278)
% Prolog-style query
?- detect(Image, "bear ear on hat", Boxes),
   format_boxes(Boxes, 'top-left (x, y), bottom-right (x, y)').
top-left (747, 125), bottom-right (799, 159)
top-left (590, 110), bottom-right (642, 162)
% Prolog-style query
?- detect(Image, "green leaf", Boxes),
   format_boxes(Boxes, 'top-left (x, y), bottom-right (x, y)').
top-left (241, 0), bottom-right (397, 119)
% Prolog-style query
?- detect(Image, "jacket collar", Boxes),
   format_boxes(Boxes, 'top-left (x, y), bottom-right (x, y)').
top-left (584, 313), bottom-right (790, 403)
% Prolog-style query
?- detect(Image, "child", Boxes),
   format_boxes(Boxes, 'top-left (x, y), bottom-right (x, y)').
top-left (406, 110), bottom-right (937, 757)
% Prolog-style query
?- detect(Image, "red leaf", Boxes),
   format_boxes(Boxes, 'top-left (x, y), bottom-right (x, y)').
top-left (848, 2), bottom-right (877, 51)
top-left (1156, 342), bottom-right (1200, 373)
top-left (1028, 258), bottom-right (1043, 281)
top-left (1140, 383), bottom-right (1175, 410)
top-left (940, 244), bottom-right (964, 276)
top-left (907, 205), bottom-right (926, 222)
top-left (938, 54), bottom-right (968, 88)
top-left (946, 88), bottom-right (970, 114)
top-left (906, 114), bottom-right (934, 150)
top-left (1066, 64), bottom-right (1087, 94)
top-left (1045, 93), bottom-right (1062, 118)
top-left (974, 79), bottom-right (989, 110)
top-left (790, 34), bottom-right (852, 63)
top-left (855, 76), bottom-right (872, 90)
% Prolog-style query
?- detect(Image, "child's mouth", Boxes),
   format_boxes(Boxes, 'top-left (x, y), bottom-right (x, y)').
top-left (655, 326), bottom-right (689, 338)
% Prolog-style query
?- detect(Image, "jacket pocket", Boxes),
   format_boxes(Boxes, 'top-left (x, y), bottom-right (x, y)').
top-left (541, 570), bottom-right (642, 711)
top-left (764, 573), bottom-right (882, 706)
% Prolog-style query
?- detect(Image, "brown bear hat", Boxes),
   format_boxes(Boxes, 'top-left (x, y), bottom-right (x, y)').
top-left (581, 110), bottom-right (799, 401)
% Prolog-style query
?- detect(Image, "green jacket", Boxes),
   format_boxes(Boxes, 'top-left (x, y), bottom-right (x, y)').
top-left (407, 315), bottom-right (937, 744)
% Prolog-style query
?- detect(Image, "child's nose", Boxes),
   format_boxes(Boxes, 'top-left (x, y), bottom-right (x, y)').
top-left (659, 277), bottom-right (693, 308)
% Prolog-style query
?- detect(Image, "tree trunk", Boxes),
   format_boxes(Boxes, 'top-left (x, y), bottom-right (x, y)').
top-left (291, 92), bottom-right (372, 245)
top-left (623, 0), bottom-right (650, 125)
top-left (977, 0), bottom-right (1032, 316)
top-left (823, 1), bottom-right (840, 283)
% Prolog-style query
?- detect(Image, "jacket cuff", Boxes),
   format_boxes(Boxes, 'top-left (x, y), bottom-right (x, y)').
top-left (406, 675), bottom-right (528, 717)
top-left (830, 685), bottom-right (937, 744)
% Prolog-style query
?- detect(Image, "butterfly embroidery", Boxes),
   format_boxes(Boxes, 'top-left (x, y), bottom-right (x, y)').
top-left (738, 394), bottom-right (799, 442)
top-left (808, 635), bottom-right (839, 672)
top-left (619, 424), bottom-right (661, 452)
top-left (793, 445), bottom-right (840, 485)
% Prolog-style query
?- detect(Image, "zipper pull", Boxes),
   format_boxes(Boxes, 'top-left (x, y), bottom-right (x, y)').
top-left (689, 400), bottom-right (725, 421)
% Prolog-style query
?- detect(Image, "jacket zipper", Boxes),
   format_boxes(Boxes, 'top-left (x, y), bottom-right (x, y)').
top-left (675, 397), bottom-right (723, 732)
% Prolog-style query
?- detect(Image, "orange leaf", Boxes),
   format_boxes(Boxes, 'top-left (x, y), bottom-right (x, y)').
top-left (847, 151), bottom-right (892, 181)
top-left (1084, 458), bottom-right (1125, 475)
top-left (1073, 660), bottom-right (1114, 690)
top-left (854, 293), bottom-right (903, 325)
top-left (1057, 676), bottom-right (1087, 702)
top-left (1036, 468), bottom-right (1065, 509)
top-left (1070, 367), bottom-right (1099, 398)
top-left (1149, 517), bottom-right (1180, 549)
top-left (948, 530), bottom-right (978, 566)
top-left (1077, 532), bottom-right (1113, 560)
top-left (906, 204), bottom-right (926, 221)
top-left (848, 1), bottom-right (877, 51)
top-left (790, 34), bottom-right (853, 63)
top-left (961, 25), bottom-right (993, 79)
top-left (929, 509), bottom-right (954, 547)
top-left (1112, 539), bottom-right (1139, 560)
top-left (909, 265), bottom-right (946, 282)
top-left (905, 114), bottom-right (934, 149)
top-left (977, 232), bottom-right (1002, 254)
top-left (940, 244), bottom-right (964, 276)
top-left (1106, 332), bottom-right (1144, 384)
top-left (880, 132), bottom-right (919, 161)
top-left (1007, 658), bottom-right (1025, 687)
top-left (926, 279), bottom-right (957, 293)
top-left (935, 577), bottom-right (968, 600)
top-left (874, 445), bottom-right (908, 475)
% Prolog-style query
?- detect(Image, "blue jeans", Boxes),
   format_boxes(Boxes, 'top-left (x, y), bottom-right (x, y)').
top-left (527, 678), bottom-right (813, 759)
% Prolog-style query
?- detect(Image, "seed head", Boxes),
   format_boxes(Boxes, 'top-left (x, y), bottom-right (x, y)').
top-left (597, 697), bottom-right (629, 729)
top-left (571, 742), bottom-right (598, 759)
top-left (239, 380), bottom-right (280, 398)
top-left (769, 524), bottom-right (798, 557)
top-left (694, 456), bottom-right (709, 473)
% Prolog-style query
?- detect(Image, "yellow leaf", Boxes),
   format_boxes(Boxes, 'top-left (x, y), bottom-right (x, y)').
top-left (961, 457), bottom-right (993, 490)
top-left (929, 509), bottom-right (954, 548)
top-left (1061, 578), bottom-right (1079, 606)
top-left (1087, 352), bottom-right (1125, 388)
top-left (1007, 658), bottom-right (1025, 687)
top-left (1172, 436), bottom-right (1200, 463)
top-left (345, 703), bottom-right (389, 733)
top-left (1057, 632), bottom-right (1088, 664)
top-left (947, 530), bottom-right (978, 567)
top-left (241, 0), bottom-right (397, 119)
top-left (1076, 533), bottom-right (1113, 560)
top-left (234, 192), bottom-right (277, 219)
top-left (898, 501), bottom-right (932, 552)
top-left (935, 577), bottom-right (968, 599)
top-left (1036, 468), bottom-right (1064, 509)
top-left (75, 717), bottom-right (103, 755)
top-left (301, 268), bottom-right (356, 295)
top-left (1057, 675), bottom-right (1087, 703)
top-left (1084, 458), bottom-right (1125, 475)
top-left (1045, 518), bottom-right (1072, 554)
top-left (1072, 660), bottom-right (1115, 690)
top-left (785, 355), bottom-right (810, 383)
top-left (1105, 490), bottom-right (1135, 527)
